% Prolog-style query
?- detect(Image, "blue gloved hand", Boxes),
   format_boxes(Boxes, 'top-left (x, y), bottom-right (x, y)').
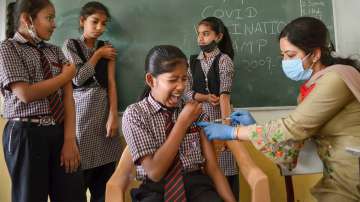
top-left (230, 109), bottom-right (256, 126)
top-left (196, 122), bottom-right (236, 140)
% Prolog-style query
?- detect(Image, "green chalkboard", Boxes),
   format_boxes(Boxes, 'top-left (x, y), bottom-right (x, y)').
top-left (51, 0), bottom-right (334, 110)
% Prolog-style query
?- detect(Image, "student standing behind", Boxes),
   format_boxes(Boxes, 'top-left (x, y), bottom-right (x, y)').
top-left (0, 0), bottom-right (85, 202)
top-left (62, 1), bottom-right (121, 202)
top-left (122, 45), bottom-right (236, 201)
top-left (185, 16), bottom-right (239, 200)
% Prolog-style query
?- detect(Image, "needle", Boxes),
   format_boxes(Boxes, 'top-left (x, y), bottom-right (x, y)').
top-left (211, 117), bottom-right (231, 123)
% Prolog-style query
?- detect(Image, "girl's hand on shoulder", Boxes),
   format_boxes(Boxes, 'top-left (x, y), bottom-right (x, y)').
top-left (208, 94), bottom-right (220, 106)
top-left (60, 139), bottom-right (80, 173)
top-left (178, 100), bottom-right (202, 127)
top-left (106, 113), bottom-right (119, 138)
top-left (61, 63), bottom-right (77, 81)
top-left (96, 44), bottom-right (117, 61)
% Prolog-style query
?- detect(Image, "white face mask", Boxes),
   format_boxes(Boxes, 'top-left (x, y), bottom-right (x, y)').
top-left (26, 17), bottom-right (42, 44)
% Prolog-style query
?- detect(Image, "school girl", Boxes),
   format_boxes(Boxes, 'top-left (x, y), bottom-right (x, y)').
top-left (0, 0), bottom-right (85, 201)
top-left (62, 1), bottom-right (121, 201)
top-left (185, 16), bottom-right (239, 200)
top-left (122, 45), bottom-right (236, 201)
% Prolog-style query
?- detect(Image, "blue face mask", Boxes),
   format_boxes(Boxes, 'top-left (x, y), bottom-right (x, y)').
top-left (281, 54), bottom-right (313, 81)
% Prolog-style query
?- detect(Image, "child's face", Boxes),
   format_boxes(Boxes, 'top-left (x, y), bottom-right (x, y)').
top-left (81, 12), bottom-right (108, 39)
top-left (148, 63), bottom-right (188, 108)
top-left (31, 4), bottom-right (56, 41)
top-left (197, 24), bottom-right (222, 46)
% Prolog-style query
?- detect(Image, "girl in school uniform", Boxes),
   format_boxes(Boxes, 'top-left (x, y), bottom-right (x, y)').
top-left (185, 16), bottom-right (239, 200)
top-left (122, 45), bottom-right (236, 202)
top-left (0, 0), bottom-right (85, 202)
top-left (62, 1), bottom-right (121, 201)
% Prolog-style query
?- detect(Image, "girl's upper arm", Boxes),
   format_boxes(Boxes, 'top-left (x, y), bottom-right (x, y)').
top-left (199, 130), bottom-right (214, 157)
top-left (107, 60), bottom-right (116, 82)
top-left (55, 46), bottom-right (69, 66)
top-left (62, 82), bottom-right (73, 98)
top-left (197, 113), bottom-right (217, 168)
top-left (219, 54), bottom-right (234, 94)
top-left (121, 107), bottom-right (158, 165)
top-left (199, 130), bottom-right (219, 173)
top-left (62, 39), bottom-right (85, 67)
top-left (184, 67), bottom-right (194, 100)
top-left (0, 41), bottom-right (30, 90)
top-left (62, 39), bottom-right (96, 85)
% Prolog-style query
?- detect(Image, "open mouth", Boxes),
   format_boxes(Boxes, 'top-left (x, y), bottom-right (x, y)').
top-left (168, 94), bottom-right (182, 106)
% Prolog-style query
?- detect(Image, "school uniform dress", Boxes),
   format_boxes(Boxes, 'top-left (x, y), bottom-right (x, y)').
top-left (246, 69), bottom-right (360, 202)
top-left (122, 94), bottom-right (222, 201)
top-left (62, 36), bottom-right (121, 200)
top-left (0, 32), bottom-right (85, 202)
top-left (185, 48), bottom-right (239, 198)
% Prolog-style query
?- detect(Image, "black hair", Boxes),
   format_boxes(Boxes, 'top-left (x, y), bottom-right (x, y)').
top-left (7, 0), bottom-right (53, 39)
top-left (6, 2), bottom-right (16, 39)
top-left (80, 1), bottom-right (110, 28)
top-left (198, 17), bottom-right (234, 60)
top-left (138, 45), bottom-right (188, 101)
top-left (279, 16), bottom-right (360, 71)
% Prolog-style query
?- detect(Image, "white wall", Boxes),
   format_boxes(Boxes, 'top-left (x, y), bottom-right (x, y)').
top-left (0, 0), bottom-right (6, 41)
top-left (332, 0), bottom-right (360, 57)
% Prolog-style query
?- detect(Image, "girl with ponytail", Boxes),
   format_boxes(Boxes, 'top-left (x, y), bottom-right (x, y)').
top-left (118, 45), bottom-right (236, 201)
top-left (5, 2), bottom-right (16, 39)
top-left (185, 16), bottom-right (239, 200)
top-left (0, 1), bottom-right (84, 201)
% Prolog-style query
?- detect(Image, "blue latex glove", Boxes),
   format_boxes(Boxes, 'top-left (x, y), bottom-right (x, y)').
top-left (231, 109), bottom-right (256, 126)
top-left (196, 122), bottom-right (236, 140)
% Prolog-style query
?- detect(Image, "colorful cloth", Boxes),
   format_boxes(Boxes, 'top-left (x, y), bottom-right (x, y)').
top-left (247, 66), bottom-right (360, 201)
top-left (299, 81), bottom-right (316, 102)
